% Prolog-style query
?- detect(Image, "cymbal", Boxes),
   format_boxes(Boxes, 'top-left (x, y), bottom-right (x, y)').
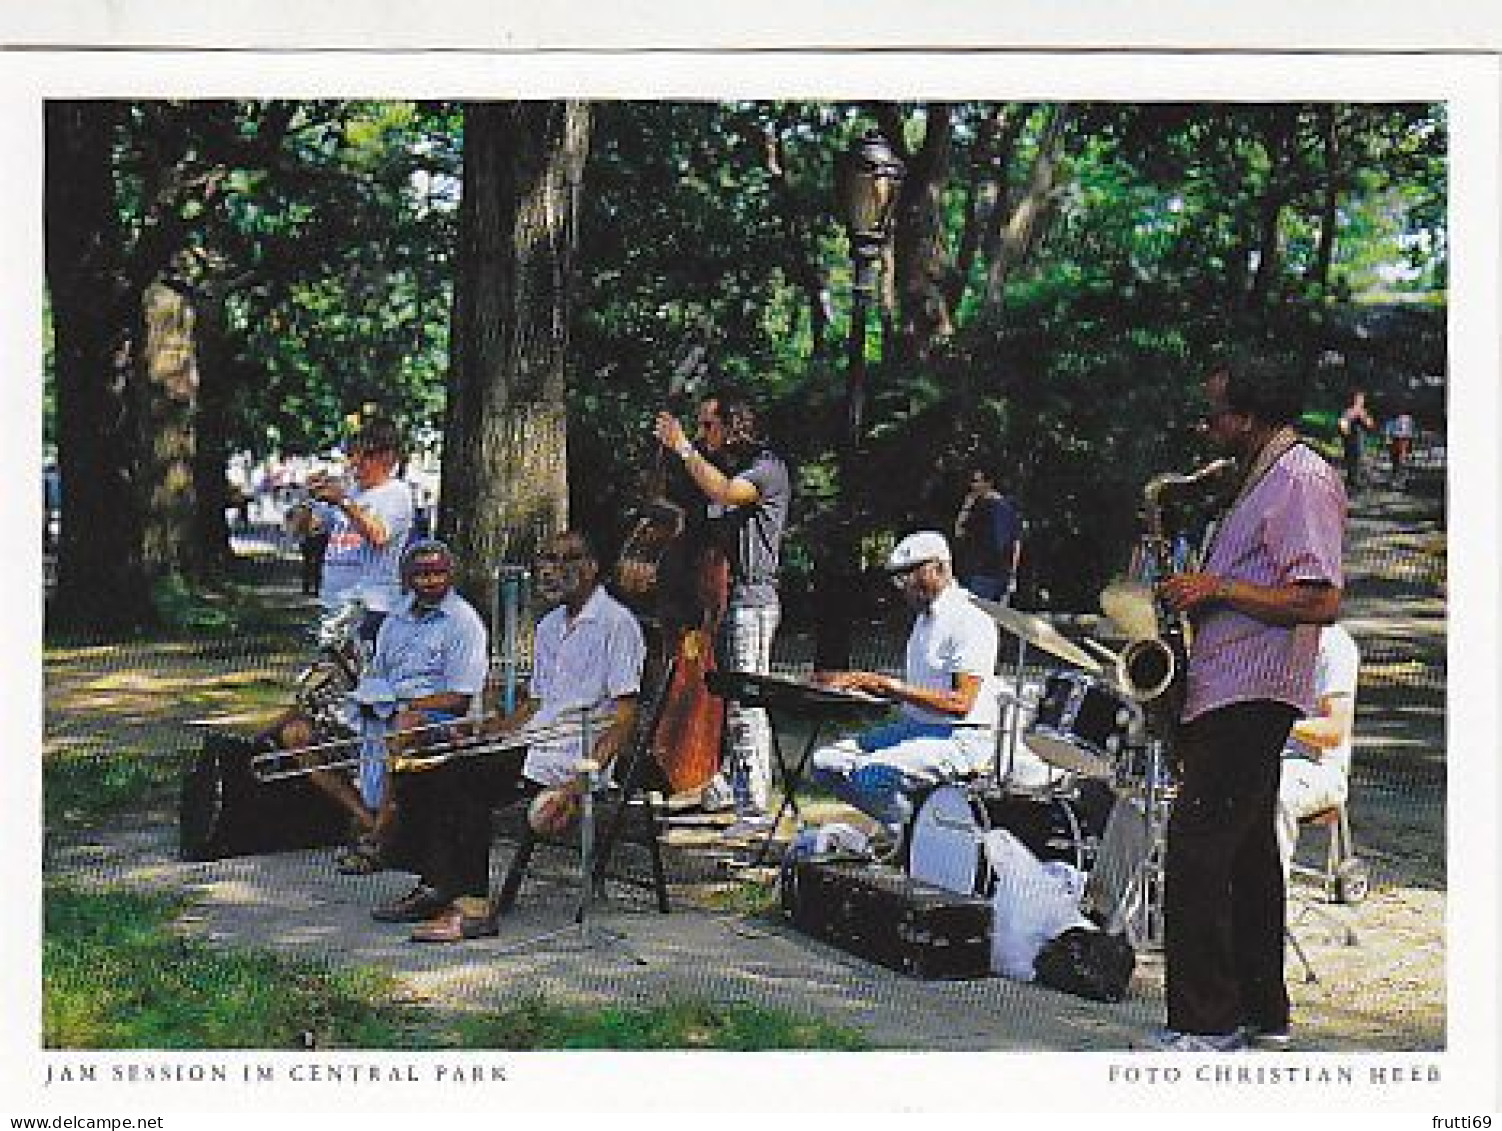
top-left (970, 596), bottom-right (1102, 673)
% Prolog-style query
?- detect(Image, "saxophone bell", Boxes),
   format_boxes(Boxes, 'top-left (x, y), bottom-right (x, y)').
top-left (1119, 635), bottom-right (1178, 703)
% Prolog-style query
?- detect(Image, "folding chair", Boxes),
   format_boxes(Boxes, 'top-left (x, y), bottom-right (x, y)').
top-left (493, 657), bottom-right (675, 916)
top-left (1286, 795), bottom-right (1368, 983)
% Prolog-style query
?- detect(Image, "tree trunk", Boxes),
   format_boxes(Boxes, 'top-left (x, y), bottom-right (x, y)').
top-left (1249, 110), bottom-right (1297, 308)
top-left (140, 278), bottom-right (204, 582)
top-left (1309, 106), bottom-right (1341, 298)
top-left (984, 103), bottom-right (1072, 309)
top-left (190, 293), bottom-right (235, 578)
top-left (950, 103), bottom-right (1029, 321)
top-left (44, 101), bottom-right (156, 633)
top-left (442, 101), bottom-right (591, 607)
top-left (882, 103), bottom-right (955, 364)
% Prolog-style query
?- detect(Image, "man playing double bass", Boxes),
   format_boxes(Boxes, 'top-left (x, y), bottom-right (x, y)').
top-left (653, 388), bottom-right (791, 843)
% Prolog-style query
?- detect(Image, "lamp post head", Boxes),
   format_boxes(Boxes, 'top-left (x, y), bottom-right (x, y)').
top-left (836, 128), bottom-right (906, 254)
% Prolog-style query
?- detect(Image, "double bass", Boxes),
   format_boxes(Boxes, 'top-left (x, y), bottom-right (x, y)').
top-left (612, 373), bottom-right (729, 798)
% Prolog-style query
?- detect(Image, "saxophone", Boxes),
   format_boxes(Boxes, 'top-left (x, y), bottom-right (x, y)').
top-left (1117, 458), bottom-right (1236, 703)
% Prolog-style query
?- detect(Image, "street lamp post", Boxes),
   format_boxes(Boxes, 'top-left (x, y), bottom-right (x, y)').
top-left (836, 128), bottom-right (906, 457)
top-left (815, 128), bottom-right (905, 670)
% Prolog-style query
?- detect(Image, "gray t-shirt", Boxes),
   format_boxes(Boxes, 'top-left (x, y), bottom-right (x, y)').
top-left (709, 447), bottom-right (790, 608)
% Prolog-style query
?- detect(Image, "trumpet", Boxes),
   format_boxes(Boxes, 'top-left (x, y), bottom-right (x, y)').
top-left (1116, 457), bottom-right (1235, 704)
top-left (249, 711), bottom-right (597, 782)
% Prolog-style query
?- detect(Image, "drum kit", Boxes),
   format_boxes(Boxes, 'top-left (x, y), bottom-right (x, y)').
top-left (906, 593), bottom-right (1174, 948)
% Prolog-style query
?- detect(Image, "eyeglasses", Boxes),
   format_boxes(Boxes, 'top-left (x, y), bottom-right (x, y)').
top-left (888, 561), bottom-right (933, 587)
top-left (537, 551), bottom-right (588, 566)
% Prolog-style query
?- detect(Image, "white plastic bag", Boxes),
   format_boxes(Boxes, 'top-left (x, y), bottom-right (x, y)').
top-left (984, 828), bottom-right (1093, 981)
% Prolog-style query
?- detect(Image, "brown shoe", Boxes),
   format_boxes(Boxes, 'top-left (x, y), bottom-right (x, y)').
top-left (409, 903), bottom-right (498, 944)
top-left (371, 884), bottom-right (449, 923)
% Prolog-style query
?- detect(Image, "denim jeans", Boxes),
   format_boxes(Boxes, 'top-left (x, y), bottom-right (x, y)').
top-left (808, 717), bottom-right (996, 838)
top-left (719, 601), bottom-right (780, 816)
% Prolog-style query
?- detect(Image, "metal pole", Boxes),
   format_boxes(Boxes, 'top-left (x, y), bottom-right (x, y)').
top-left (814, 245), bottom-right (878, 672)
top-left (493, 565), bottom-right (529, 714)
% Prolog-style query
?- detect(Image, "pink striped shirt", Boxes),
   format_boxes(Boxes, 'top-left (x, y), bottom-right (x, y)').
top-left (1182, 444), bottom-right (1346, 722)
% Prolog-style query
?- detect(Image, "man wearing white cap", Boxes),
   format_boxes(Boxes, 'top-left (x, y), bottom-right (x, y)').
top-left (808, 530), bottom-right (1000, 856)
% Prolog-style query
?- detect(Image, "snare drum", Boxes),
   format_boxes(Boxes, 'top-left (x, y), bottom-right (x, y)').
top-left (1025, 671), bottom-right (1144, 779)
top-left (907, 784), bottom-right (1098, 897)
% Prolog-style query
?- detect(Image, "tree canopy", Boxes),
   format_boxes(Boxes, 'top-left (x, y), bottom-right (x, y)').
top-left (43, 98), bottom-right (1446, 632)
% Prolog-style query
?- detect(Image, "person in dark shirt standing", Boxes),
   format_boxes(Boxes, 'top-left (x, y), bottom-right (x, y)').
top-left (953, 467), bottom-right (1023, 603)
top-left (653, 387), bottom-right (791, 841)
top-left (1150, 355), bottom-right (1346, 1052)
top-left (1337, 389), bottom-right (1376, 491)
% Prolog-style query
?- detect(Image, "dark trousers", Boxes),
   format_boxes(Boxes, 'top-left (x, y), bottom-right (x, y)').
top-left (393, 751), bottom-right (536, 901)
top-left (1165, 700), bottom-right (1298, 1035)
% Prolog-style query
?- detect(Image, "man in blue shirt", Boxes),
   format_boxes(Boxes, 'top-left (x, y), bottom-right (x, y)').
top-left (953, 467), bottom-right (1023, 603)
top-left (265, 539), bottom-right (487, 875)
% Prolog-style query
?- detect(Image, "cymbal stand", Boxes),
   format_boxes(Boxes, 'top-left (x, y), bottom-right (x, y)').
top-left (1102, 736), bottom-right (1171, 950)
top-left (491, 711), bottom-right (646, 965)
top-left (995, 631), bottom-right (1029, 793)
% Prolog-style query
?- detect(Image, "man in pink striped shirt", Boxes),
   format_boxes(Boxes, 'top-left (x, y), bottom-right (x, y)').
top-left (1149, 356), bottom-right (1346, 1053)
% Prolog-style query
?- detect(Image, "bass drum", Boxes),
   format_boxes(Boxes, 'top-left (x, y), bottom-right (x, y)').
top-left (906, 784), bottom-right (1107, 898)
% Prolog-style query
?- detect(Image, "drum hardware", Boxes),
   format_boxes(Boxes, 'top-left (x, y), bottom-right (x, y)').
top-left (1083, 737), bottom-right (1174, 950)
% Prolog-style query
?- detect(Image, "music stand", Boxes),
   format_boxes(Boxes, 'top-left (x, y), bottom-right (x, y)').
top-left (491, 717), bottom-right (647, 964)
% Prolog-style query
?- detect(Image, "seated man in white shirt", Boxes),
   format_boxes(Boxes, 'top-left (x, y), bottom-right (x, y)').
top-left (376, 528), bottom-right (646, 944)
top-left (1276, 622), bottom-right (1360, 878)
top-left (808, 530), bottom-right (1000, 857)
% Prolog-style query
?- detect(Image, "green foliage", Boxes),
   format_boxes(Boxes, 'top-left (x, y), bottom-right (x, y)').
top-left (46, 97), bottom-right (1446, 624)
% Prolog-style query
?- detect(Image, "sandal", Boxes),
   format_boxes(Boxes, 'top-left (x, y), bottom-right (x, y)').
top-left (335, 833), bottom-right (385, 875)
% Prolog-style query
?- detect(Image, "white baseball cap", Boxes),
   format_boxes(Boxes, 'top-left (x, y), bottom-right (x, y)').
top-left (886, 530), bottom-right (951, 571)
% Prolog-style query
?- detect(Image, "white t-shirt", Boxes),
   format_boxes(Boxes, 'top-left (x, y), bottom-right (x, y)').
top-left (901, 582), bottom-right (1000, 728)
top-left (522, 586), bottom-right (647, 786)
top-left (1283, 623), bottom-right (1360, 776)
top-left (317, 477), bottom-right (414, 614)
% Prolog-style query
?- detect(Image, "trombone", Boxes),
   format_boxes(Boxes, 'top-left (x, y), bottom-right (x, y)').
top-left (249, 709), bottom-right (597, 782)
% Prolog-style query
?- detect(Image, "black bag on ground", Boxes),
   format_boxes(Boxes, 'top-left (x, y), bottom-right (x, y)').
top-left (179, 731), bottom-right (349, 861)
top-left (783, 858), bottom-right (992, 980)
top-left (1033, 926), bottom-right (1136, 1002)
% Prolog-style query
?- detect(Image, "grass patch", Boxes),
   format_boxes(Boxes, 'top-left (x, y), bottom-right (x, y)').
top-left (43, 752), bottom-right (182, 829)
top-left (44, 884), bottom-right (869, 1051)
top-left (442, 997), bottom-right (869, 1051)
top-left (695, 878), bottom-right (783, 918)
top-left (44, 883), bottom-right (414, 1049)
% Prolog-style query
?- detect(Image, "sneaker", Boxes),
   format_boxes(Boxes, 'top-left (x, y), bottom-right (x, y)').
top-left (1241, 1024), bottom-right (1293, 1050)
top-left (1144, 1028), bottom-right (1246, 1052)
